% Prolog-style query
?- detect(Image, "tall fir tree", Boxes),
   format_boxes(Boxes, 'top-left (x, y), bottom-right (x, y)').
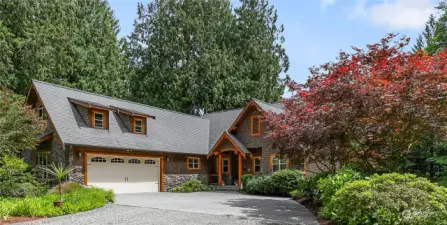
top-left (0, 0), bottom-right (126, 97)
top-left (125, 0), bottom-right (289, 114)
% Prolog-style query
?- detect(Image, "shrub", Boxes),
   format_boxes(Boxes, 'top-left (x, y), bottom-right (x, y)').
top-left (316, 168), bottom-right (362, 205)
top-left (293, 172), bottom-right (331, 200)
top-left (322, 173), bottom-right (447, 225)
top-left (245, 175), bottom-right (274, 195)
top-left (0, 155), bottom-right (46, 197)
top-left (49, 182), bottom-right (83, 195)
top-left (170, 179), bottom-right (214, 193)
top-left (0, 186), bottom-right (114, 218)
top-left (270, 169), bottom-right (305, 196)
top-left (241, 174), bottom-right (253, 188)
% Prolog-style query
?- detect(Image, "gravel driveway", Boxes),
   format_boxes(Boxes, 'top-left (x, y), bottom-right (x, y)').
top-left (18, 192), bottom-right (318, 225)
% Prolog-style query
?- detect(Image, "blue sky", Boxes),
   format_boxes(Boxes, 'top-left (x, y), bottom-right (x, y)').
top-left (109, 0), bottom-right (437, 88)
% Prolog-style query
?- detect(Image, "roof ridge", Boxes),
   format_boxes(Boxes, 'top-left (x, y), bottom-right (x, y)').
top-left (204, 107), bottom-right (244, 115)
top-left (32, 80), bottom-right (207, 121)
top-left (252, 98), bottom-right (282, 108)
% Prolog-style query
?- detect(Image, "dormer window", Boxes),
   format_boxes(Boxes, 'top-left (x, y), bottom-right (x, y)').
top-left (132, 117), bottom-right (146, 134)
top-left (250, 115), bottom-right (261, 136)
top-left (91, 109), bottom-right (107, 129)
top-left (36, 103), bottom-right (46, 120)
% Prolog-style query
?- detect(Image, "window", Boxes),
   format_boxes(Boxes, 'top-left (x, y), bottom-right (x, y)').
top-left (36, 103), bottom-right (46, 120)
top-left (111, 158), bottom-right (124, 163)
top-left (270, 154), bottom-right (289, 173)
top-left (91, 157), bottom-right (106, 162)
top-left (253, 156), bottom-right (262, 173)
top-left (92, 110), bottom-right (107, 129)
top-left (187, 157), bottom-right (200, 170)
top-left (36, 151), bottom-right (50, 179)
top-left (128, 158), bottom-right (141, 164)
top-left (145, 159), bottom-right (156, 165)
top-left (222, 158), bottom-right (230, 174)
top-left (133, 118), bottom-right (144, 133)
top-left (251, 116), bottom-right (261, 136)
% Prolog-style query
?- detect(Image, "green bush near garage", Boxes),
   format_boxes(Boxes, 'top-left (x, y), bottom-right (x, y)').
top-left (322, 173), bottom-right (447, 225)
top-left (170, 179), bottom-right (215, 193)
top-left (0, 185), bottom-right (115, 218)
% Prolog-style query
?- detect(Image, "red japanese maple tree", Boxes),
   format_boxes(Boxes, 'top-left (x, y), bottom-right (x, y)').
top-left (265, 34), bottom-right (447, 173)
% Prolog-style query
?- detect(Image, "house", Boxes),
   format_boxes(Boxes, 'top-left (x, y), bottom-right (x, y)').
top-left (24, 80), bottom-right (306, 193)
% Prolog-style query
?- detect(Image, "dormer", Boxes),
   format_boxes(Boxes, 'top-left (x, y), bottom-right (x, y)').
top-left (68, 98), bottom-right (111, 130)
top-left (110, 106), bottom-right (155, 135)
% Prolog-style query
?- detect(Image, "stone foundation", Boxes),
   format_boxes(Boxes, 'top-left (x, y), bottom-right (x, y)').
top-left (164, 174), bottom-right (208, 191)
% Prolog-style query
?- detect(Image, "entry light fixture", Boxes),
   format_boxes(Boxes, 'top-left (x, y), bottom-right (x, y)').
top-left (166, 156), bottom-right (170, 162)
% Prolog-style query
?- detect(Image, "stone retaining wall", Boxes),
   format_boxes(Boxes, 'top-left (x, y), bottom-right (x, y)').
top-left (164, 174), bottom-right (208, 191)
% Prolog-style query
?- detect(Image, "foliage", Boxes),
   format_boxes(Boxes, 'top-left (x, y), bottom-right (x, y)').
top-left (170, 179), bottom-right (215, 193)
top-left (413, 2), bottom-right (447, 55)
top-left (322, 173), bottom-right (447, 225)
top-left (0, 87), bottom-right (46, 156)
top-left (292, 172), bottom-right (331, 200)
top-left (316, 168), bottom-right (363, 205)
top-left (0, 186), bottom-right (114, 218)
top-left (241, 174), bottom-right (253, 188)
top-left (265, 34), bottom-right (447, 174)
top-left (245, 169), bottom-right (305, 196)
top-left (49, 182), bottom-right (83, 195)
top-left (270, 169), bottom-right (305, 196)
top-left (244, 175), bottom-right (274, 195)
top-left (126, 0), bottom-right (288, 114)
top-left (404, 137), bottom-right (447, 186)
top-left (38, 163), bottom-right (75, 202)
top-left (0, 0), bottom-right (126, 98)
top-left (0, 155), bottom-right (46, 197)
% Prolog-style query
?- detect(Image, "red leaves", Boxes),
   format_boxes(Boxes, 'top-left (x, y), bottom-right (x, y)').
top-left (264, 33), bottom-right (447, 173)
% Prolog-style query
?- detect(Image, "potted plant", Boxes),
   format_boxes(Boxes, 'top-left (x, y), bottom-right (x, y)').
top-left (39, 163), bottom-right (74, 207)
top-left (221, 180), bottom-right (225, 186)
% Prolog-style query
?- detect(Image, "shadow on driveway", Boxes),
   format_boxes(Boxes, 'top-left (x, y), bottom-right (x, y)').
top-left (223, 196), bottom-right (318, 225)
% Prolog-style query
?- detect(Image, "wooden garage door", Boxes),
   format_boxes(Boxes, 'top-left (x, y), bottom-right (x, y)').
top-left (86, 154), bottom-right (160, 193)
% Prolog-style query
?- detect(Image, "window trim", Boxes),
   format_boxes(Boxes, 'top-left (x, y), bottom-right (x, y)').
top-left (250, 115), bottom-right (261, 136)
top-left (91, 157), bottom-right (107, 162)
top-left (91, 109), bottom-right (107, 129)
top-left (222, 157), bottom-right (230, 174)
top-left (132, 117), bottom-right (145, 134)
top-left (252, 156), bottom-right (262, 174)
top-left (269, 154), bottom-right (289, 173)
top-left (187, 156), bottom-right (200, 170)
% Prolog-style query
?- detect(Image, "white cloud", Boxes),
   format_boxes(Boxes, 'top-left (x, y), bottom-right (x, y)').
top-left (350, 0), bottom-right (436, 30)
top-left (321, 0), bottom-right (337, 12)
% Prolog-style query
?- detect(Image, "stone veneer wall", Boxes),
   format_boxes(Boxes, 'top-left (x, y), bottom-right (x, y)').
top-left (67, 147), bottom-right (85, 185)
top-left (164, 174), bottom-right (208, 192)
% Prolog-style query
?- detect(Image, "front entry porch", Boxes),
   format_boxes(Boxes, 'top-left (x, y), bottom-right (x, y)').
top-left (208, 150), bottom-right (244, 187)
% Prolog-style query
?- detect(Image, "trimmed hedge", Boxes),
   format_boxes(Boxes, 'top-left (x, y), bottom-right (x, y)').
top-left (0, 185), bottom-right (114, 218)
top-left (316, 168), bottom-right (362, 205)
top-left (245, 169), bottom-right (305, 196)
top-left (322, 173), bottom-right (447, 225)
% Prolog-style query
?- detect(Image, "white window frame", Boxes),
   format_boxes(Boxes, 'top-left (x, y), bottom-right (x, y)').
top-left (36, 151), bottom-right (50, 179)
top-left (271, 155), bottom-right (288, 173)
top-left (254, 157), bottom-right (262, 173)
top-left (93, 112), bottom-right (104, 128)
top-left (134, 119), bottom-right (143, 133)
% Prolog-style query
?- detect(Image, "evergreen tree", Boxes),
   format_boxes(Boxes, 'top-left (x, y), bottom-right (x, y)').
top-left (125, 0), bottom-right (288, 113)
top-left (0, 0), bottom-right (126, 97)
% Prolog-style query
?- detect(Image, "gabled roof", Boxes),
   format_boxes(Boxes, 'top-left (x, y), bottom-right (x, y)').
top-left (30, 80), bottom-right (284, 156)
top-left (31, 80), bottom-right (210, 155)
top-left (207, 131), bottom-right (248, 158)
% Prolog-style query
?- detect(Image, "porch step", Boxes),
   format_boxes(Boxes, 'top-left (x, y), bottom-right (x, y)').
top-left (214, 185), bottom-right (239, 192)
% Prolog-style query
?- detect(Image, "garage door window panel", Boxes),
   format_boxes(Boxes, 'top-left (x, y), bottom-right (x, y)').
top-left (111, 158), bottom-right (124, 163)
top-left (145, 159), bottom-right (156, 164)
top-left (91, 157), bottom-right (106, 162)
top-left (128, 158), bottom-right (141, 164)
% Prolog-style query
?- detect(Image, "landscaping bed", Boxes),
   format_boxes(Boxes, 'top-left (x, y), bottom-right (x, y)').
top-left (0, 184), bottom-right (114, 219)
